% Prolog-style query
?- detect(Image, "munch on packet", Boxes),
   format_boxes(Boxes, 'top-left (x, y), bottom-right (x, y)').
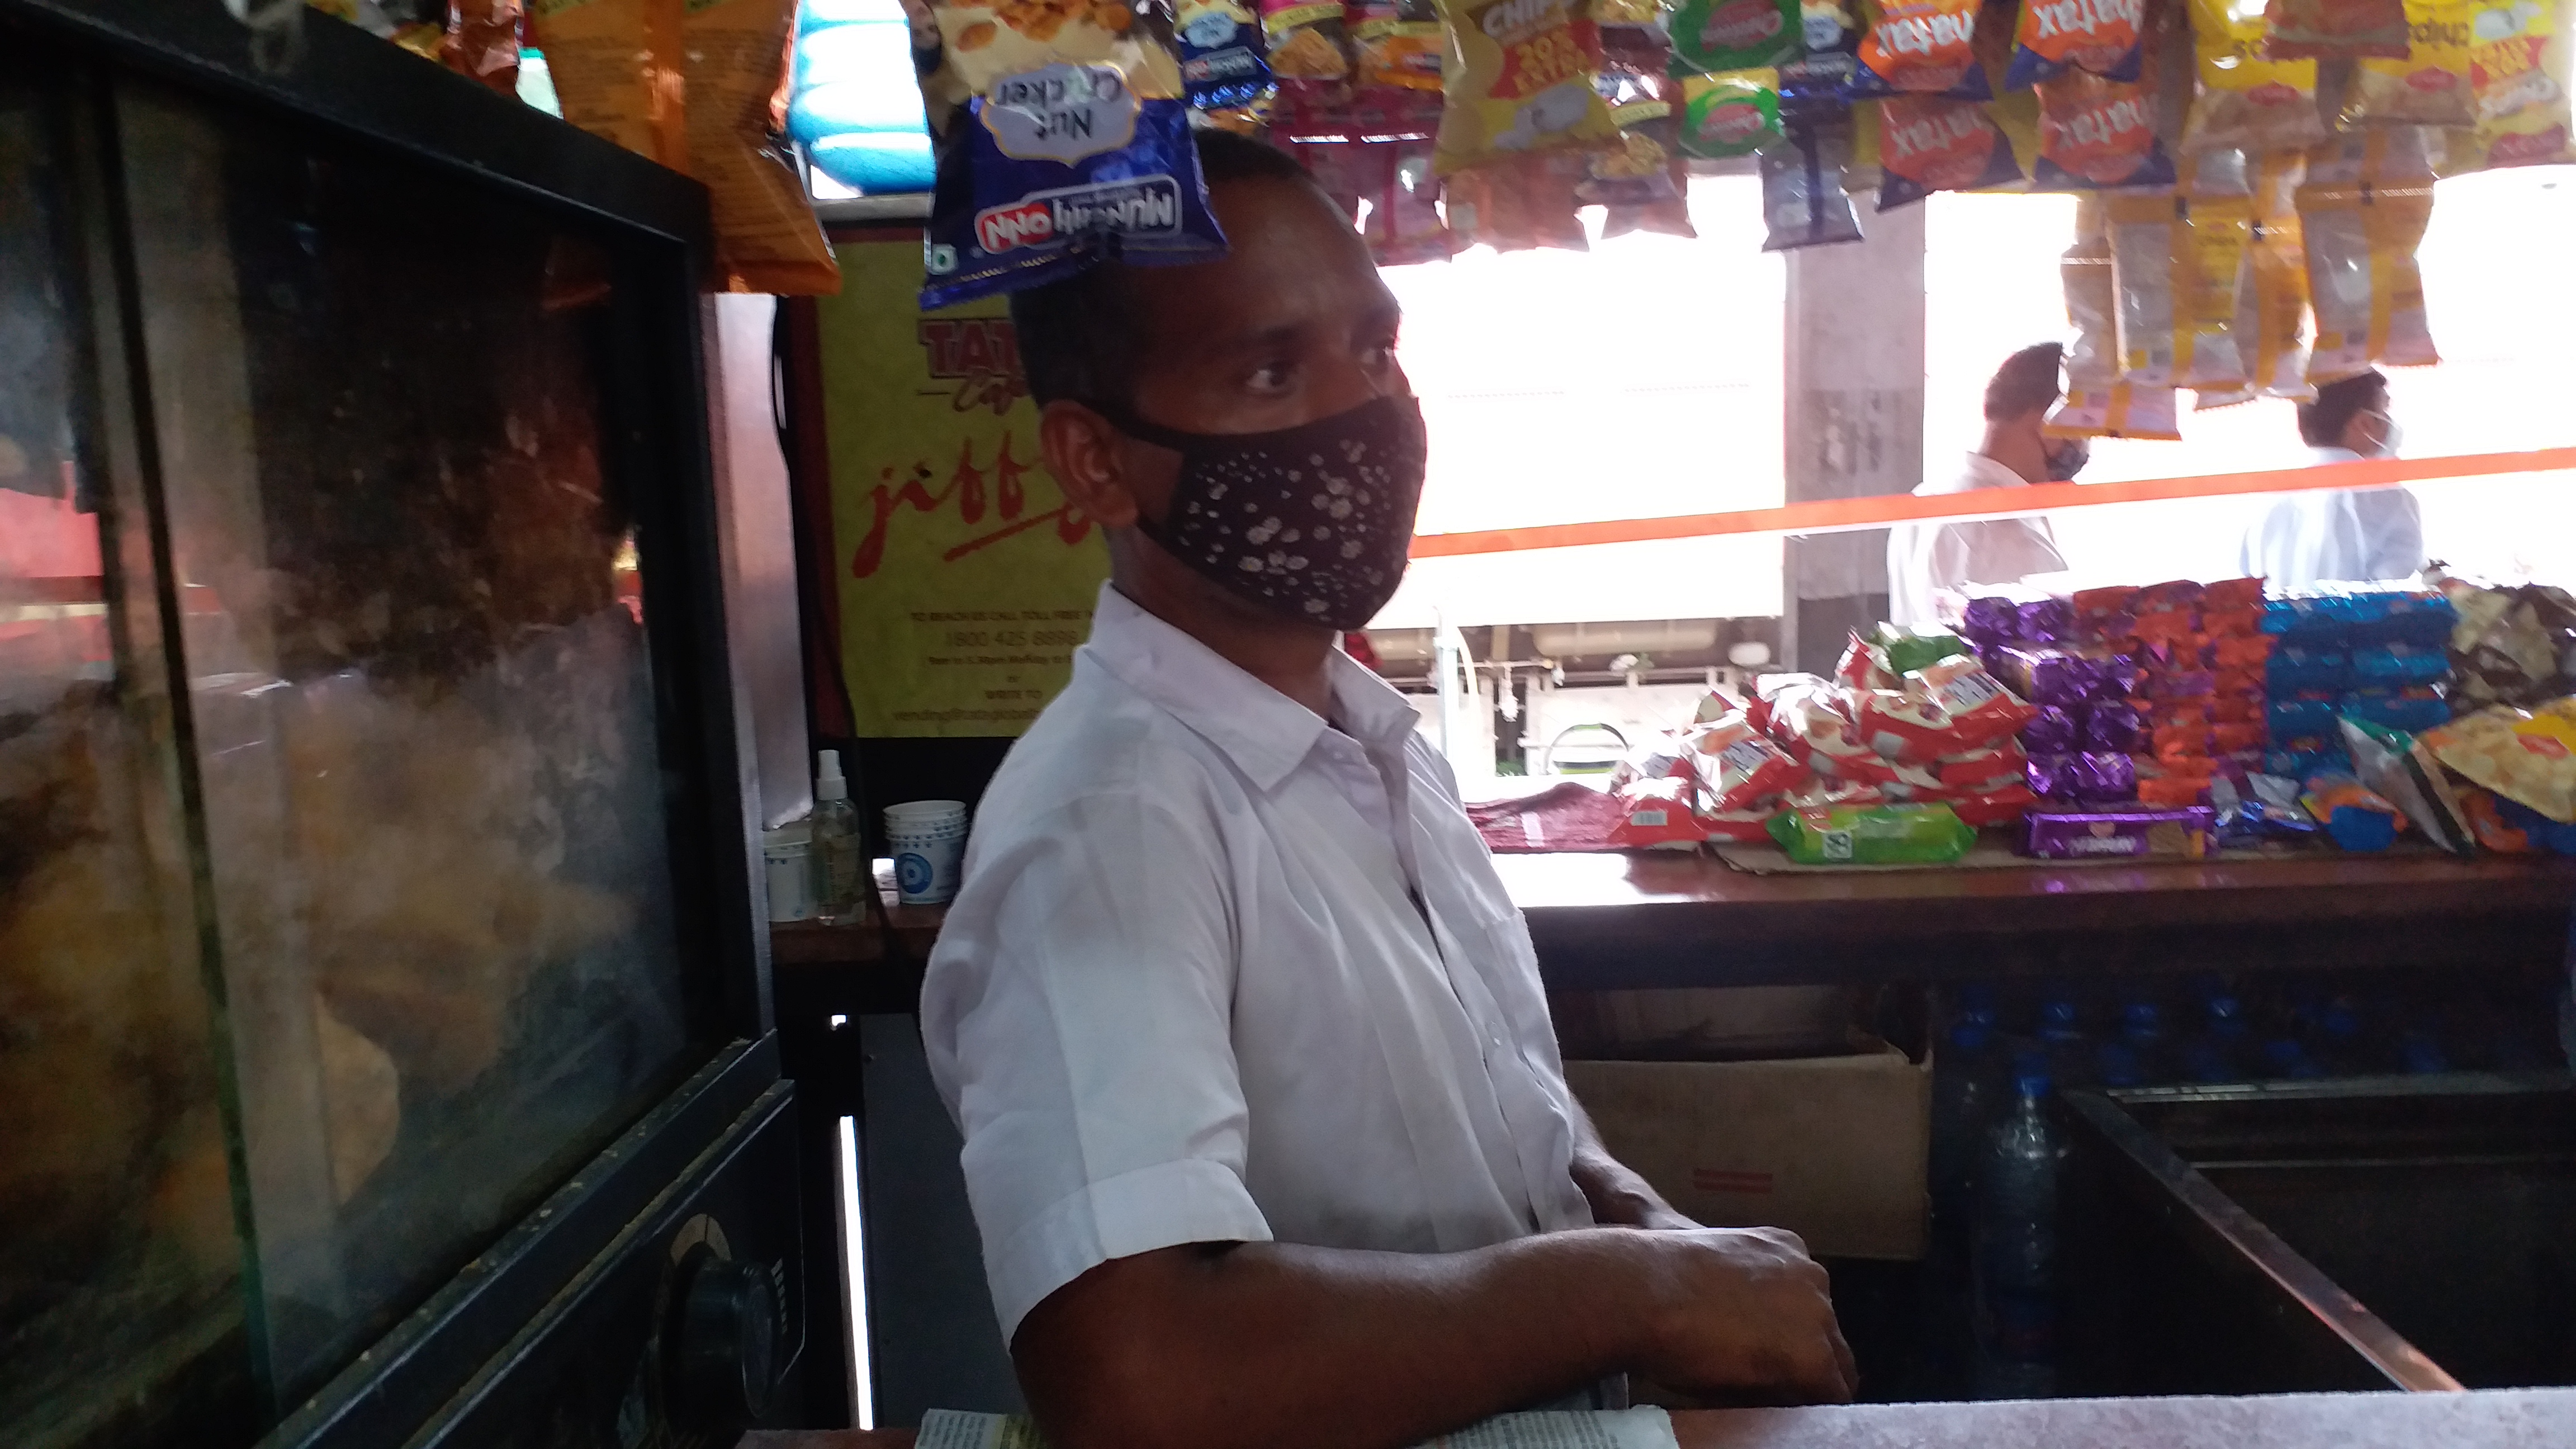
top-left (1175, 0), bottom-right (1274, 108)
top-left (917, 0), bottom-right (1229, 310)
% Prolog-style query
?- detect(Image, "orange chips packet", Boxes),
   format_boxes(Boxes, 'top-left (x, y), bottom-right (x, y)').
top-left (1876, 93), bottom-right (2021, 206)
top-left (1852, 0), bottom-right (1995, 100)
top-left (531, 0), bottom-right (689, 172)
top-left (2005, 0), bottom-right (2147, 89)
top-left (683, 0), bottom-right (841, 294)
top-left (2032, 66), bottom-right (2171, 187)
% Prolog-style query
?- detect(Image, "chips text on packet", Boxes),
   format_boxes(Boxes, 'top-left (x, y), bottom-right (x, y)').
top-left (2006, 0), bottom-right (2147, 89)
top-left (2345, 0), bottom-right (2476, 126)
top-left (1664, 0), bottom-right (1805, 76)
top-left (1681, 67), bottom-right (1787, 155)
top-left (1175, 0), bottom-right (1275, 107)
top-left (1852, 0), bottom-right (1995, 100)
top-left (917, 0), bottom-right (1229, 309)
top-left (2445, 0), bottom-right (2575, 174)
top-left (1876, 93), bottom-right (2023, 207)
top-left (2031, 66), bottom-right (2175, 187)
top-left (2182, 0), bottom-right (2330, 153)
top-left (1429, 0), bottom-right (1622, 174)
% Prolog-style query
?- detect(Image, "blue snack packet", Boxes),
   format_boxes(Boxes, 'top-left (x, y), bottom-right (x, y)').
top-left (1175, 0), bottom-right (1273, 108)
top-left (921, 52), bottom-right (1230, 310)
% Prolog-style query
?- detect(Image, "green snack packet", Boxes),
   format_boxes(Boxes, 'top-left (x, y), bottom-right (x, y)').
top-left (1665, 0), bottom-right (1801, 77)
top-left (1680, 69), bottom-right (1784, 159)
top-left (1768, 803), bottom-right (1977, 864)
top-left (1873, 621), bottom-right (1968, 676)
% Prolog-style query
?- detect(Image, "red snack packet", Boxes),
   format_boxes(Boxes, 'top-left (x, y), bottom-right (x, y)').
top-left (1855, 689), bottom-right (1954, 763)
top-left (2201, 608), bottom-right (2264, 640)
top-left (1761, 678), bottom-right (1857, 761)
top-left (2210, 693), bottom-right (2262, 723)
top-left (1910, 655), bottom-right (2040, 752)
top-left (1838, 632), bottom-right (1898, 690)
top-left (2211, 633), bottom-right (2274, 669)
top-left (2134, 579), bottom-right (2207, 612)
top-left (1786, 776), bottom-right (1885, 808)
top-left (2212, 668), bottom-right (2265, 698)
top-left (1952, 784), bottom-right (2039, 827)
top-left (2072, 585), bottom-right (2141, 619)
top-left (1877, 94), bottom-right (2023, 207)
top-left (2138, 774), bottom-right (2212, 808)
top-left (1703, 807), bottom-right (1784, 844)
top-left (2131, 610), bottom-right (2202, 645)
top-left (1611, 776), bottom-right (1716, 849)
top-left (2143, 701), bottom-right (2212, 730)
top-left (1938, 740), bottom-right (2029, 790)
top-left (1688, 713), bottom-right (1810, 813)
top-left (2212, 721), bottom-right (2267, 753)
top-left (2153, 723), bottom-right (2214, 756)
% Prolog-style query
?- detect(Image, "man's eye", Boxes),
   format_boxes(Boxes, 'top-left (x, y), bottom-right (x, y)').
top-left (1247, 361), bottom-right (1295, 392)
top-left (1360, 339), bottom-right (1399, 370)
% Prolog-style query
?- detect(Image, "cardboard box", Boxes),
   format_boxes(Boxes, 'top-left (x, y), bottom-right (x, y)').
top-left (1564, 1044), bottom-right (1931, 1261)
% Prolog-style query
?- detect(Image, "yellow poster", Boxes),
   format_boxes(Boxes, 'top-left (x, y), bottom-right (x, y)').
top-left (819, 236), bottom-right (1109, 736)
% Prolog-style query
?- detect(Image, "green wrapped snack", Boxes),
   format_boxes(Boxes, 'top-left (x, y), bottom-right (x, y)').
top-left (1679, 69), bottom-right (1783, 160)
top-left (1872, 622), bottom-right (1968, 676)
top-left (1768, 803), bottom-right (1977, 864)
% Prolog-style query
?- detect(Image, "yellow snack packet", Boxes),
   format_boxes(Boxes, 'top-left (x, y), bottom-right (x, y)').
top-left (2445, 0), bottom-right (2575, 173)
top-left (2238, 149), bottom-right (2315, 402)
top-left (2062, 195), bottom-right (2118, 387)
top-left (2046, 381), bottom-right (2184, 441)
top-left (2345, 0), bottom-right (2476, 127)
top-left (2174, 150), bottom-right (2252, 390)
top-left (2182, 0), bottom-right (2329, 154)
top-left (2424, 700), bottom-right (2576, 824)
top-left (682, 0), bottom-right (841, 295)
top-left (2107, 188), bottom-right (2178, 386)
top-left (531, 0), bottom-right (690, 172)
top-left (1431, 0), bottom-right (1622, 174)
top-left (2299, 132), bottom-right (2439, 383)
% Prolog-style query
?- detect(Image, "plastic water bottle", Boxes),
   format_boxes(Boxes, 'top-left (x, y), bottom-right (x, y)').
top-left (2118, 1001), bottom-right (2169, 1085)
top-left (1974, 1058), bottom-right (2063, 1399)
top-left (2261, 1037), bottom-right (2328, 1079)
top-left (2180, 991), bottom-right (2254, 1084)
top-left (2399, 1027), bottom-right (2451, 1074)
top-left (2037, 996), bottom-right (2094, 1090)
top-left (1930, 1016), bottom-right (2001, 1243)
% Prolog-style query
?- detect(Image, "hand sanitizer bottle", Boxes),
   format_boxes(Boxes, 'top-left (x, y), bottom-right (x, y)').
top-left (812, 749), bottom-right (864, 924)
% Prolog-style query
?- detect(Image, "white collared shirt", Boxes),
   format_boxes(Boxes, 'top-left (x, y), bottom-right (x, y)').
top-left (2238, 446), bottom-right (2425, 590)
top-left (922, 584), bottom-right (1594, 1341)
top-left (1884, 452), bottom-right (2070, 627)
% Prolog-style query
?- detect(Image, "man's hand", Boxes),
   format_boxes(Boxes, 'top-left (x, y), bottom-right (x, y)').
top-left (1568, 1100), bottom-right (1698, 1232)
top-left (1630, 1226), bottom-right (1857, 1406)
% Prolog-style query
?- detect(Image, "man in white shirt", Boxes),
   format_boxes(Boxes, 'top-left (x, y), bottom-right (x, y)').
top-left (920, 131), bottom-right (1853, 1449)
top-left (1884, 343), bottom-right (2083, 627)
top-left (2240, 370), bottom-right (2423, 590)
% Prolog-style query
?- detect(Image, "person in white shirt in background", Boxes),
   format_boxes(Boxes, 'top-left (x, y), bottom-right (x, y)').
top-left (2239, 370), bottom-right (2422, 590)
top-left (920, 130), bottom-right (1852, 1449)
top-left (1886, 342), bottom-right (2089, 627)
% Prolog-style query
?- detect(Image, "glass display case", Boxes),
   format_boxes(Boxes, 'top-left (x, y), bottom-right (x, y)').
top-left (0, 6), bottom-right (789, 1446)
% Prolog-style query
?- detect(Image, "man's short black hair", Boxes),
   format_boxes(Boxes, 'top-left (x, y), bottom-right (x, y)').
top-left (1983, 342), bottom-right (2066, 422)
top-left (1011, 129), bottom-right (1316, 410)
top-left (2299, 369), bottom-right (2388, 447)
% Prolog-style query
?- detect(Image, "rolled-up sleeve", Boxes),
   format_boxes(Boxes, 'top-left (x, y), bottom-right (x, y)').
top-left (921, 788), bottom-right (1272, 1342)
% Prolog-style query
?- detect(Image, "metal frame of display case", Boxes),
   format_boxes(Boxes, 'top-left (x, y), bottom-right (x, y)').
top-left (0, 3), bottom-right (791, 1445)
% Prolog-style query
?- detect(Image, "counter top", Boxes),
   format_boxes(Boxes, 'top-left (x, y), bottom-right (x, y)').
top-left (742, 1388), bottom-right (2576, 1449)
top-left (766, 849), bottom-right (2576, 1001)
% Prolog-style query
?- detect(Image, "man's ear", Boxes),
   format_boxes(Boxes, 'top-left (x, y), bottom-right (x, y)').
top-left (1039, 400), bottom-right (1138, 528)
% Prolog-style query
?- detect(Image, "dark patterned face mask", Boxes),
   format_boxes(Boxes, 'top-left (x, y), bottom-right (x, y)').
top-left (1097, 394), bottom-right (1429, 631)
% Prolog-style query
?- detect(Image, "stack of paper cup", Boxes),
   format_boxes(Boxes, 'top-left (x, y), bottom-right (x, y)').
top-left (884, 799), bottom-right (969, 906)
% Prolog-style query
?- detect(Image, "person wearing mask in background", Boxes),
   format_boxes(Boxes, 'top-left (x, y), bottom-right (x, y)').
top-left (1886, 342), bottom-right (2086, 628)
top-left (919, 130), bottom-right (1854, 1449)
top-left (2239, 370), bottom-right (2422, 590)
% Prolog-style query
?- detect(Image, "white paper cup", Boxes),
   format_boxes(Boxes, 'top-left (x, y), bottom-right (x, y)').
top-left (886, 800), bottom-right (968, 905)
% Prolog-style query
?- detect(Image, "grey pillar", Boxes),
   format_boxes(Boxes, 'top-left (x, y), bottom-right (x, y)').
top-left (1782, 201), bottom-right (1926, 675)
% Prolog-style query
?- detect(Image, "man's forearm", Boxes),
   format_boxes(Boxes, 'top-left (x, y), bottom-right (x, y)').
top-left (1014, 1231), bottom-right (1664, 1449)
top-left (1568, 1102), bottom-right (1694, 1230)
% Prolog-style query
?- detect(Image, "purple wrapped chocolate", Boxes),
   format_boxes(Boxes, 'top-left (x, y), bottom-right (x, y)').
top-left (1963, 595), bottom-right (2022, 647)
top-left (2103, 651), bottom-right (2145, 697)
top-left (1993, 647), bottom-right (2100, 708)
top-left (2083, 699), bottom-right (2144, 752)
top-left (2021, 806), bottom-right (2219, 859)
top-left (2020, 706), bottom-right (2079, 755)
top-left (2073, 751), bottom-right (2138, 804)
top-left (2026, 752), bottom-right (2078, 802)
top-left (2018, 598), bottom-right (2076, 643)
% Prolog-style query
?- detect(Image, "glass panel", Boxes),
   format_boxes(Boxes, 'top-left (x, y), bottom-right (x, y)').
top-left (114, 80), bottom-right (702, 1402)
top-left (0, 62), bottom-right (259, 1449)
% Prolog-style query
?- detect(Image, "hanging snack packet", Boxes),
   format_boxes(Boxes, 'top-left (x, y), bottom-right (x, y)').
top-left (2446, 0), bottom-right (2574, 174)
top-left (2031, 68), bottom-right (2174, 187)
top-left (2171, 150), bottom-right (2252, 389)
top-left (1176, 0), bottom-right (1275, 107)
top-left (2006, 0), bottom-right (2147, 89)
top-left (917, 3), bottom-right (1228, 310)
top-left (1665, 0), bottom-right (1803, 77)
top-left (531, 0), bottom-right (689, 171)
top-left (1442, 159), bottom-right (1536, 249)
top-left (1759, 117), bottom-right (1868, 248)
top-left (2106, 188), bottom-right (2177, 384)
top-left (1852, 0), bottom-right (1994, 100)
top-left (1262, 0), bottom-right (1352, 83)
top-left (443, 0), bottom-right (524, 93)
top-left (1681, 67), bottom-right (1786, 156)
top-left (1582, 49), bottom-right (1690, 205)
top-left (1353, 0), bottom-right (1448, 91)
top-left (2263, 0), bottom-right (2411, 59)
top-left (1429, 0), bottom-right (1622, 174)
top-left (2182, 0), bottom-right (2328, 153)
top-left (2062, 196), bottom-right (2119, 386)
top-left (2345, 0), bottom-right (2476, 126)
top-left (1876, 93), bottom-right (2021, 207)
top-left (2299, 158), bottom-right (2438, 383)
top-left (1363, 140), bottom-right (1460, 263)
top-left (681, 0), bottom-right (840, 295)
top-left (2201, 148), bottom-right (2314, 404)
top-left (2047, 381), bottom-right (2182, 439)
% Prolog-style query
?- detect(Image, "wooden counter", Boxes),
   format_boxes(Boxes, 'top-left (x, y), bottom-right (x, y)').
top-left (1499, 850), bottom-right (2576, 991)
top-left (770, 851), bottom-right (2576, 1004)
top-left (743, 1388), bottom-right (2576, 1449)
